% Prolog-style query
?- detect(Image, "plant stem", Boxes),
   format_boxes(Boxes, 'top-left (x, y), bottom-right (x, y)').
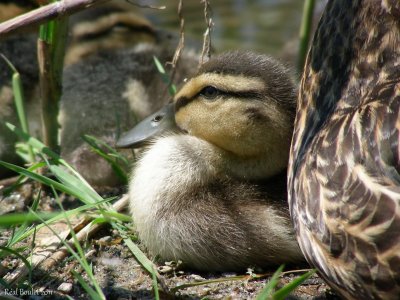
top-left (297, 0), bottom-right (315, 74)
top-left (38, 6), bottom-right (68, 151)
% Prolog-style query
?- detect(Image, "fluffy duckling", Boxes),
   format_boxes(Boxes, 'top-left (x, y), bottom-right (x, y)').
top-left (59, 3), bottom-right (197, 187)
top-left (65, 0), bottom-right (159, 66)
top-left (0, 2), bottom-right (197, 185)
top-left (58, 1), bottom-right (197, 187)
top-left (118, 51), bottom-right (304, 271)
top-left (0, 1), bottom-right (37, 24)
top-left (60, 45), bottom-right (197, 187)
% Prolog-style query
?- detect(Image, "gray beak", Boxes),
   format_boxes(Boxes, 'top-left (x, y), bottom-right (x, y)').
top-left (116, 103), bottom-right (177, 148)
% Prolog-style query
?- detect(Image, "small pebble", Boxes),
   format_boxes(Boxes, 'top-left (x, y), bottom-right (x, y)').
top-left (85, 249), bottom-right (97, 259)
top-left (99, 236), bottom-right (112, 244)
top-left (158, 265), bottom-right (173, 274)
top-left (58, 282), bottom-right (73, 293)
top-left (190, 274), bottom-right (205, 282)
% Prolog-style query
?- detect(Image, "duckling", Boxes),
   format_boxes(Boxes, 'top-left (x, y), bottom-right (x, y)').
top-left (118, 51), bottom-right (304, 271)
top-left (59, 2), bottom-right (198, 187)
top-left (64, 1), bottom-right (158, 66)
top-left (288, 1), bottom-right (400, 299)
top-left (55, 1), bottom-right (197, 188)
top-left (0, 1), bottom-right (197, 186)
top-left (60, 44), bottom-right (197, 187)
top-left (0, 1), bottom-right (37, 24)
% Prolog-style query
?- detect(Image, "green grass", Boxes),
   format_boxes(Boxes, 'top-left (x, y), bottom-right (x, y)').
top-left (256, 266), bottom-right (316, 300)
top-left (153, 56), bottom-right (177, 96)
top-left (82, 135), bottom-right (130, 185)
top-left (0, 123), bottom-right (158, 298)
top-left (297, 0), bottom-right (316, 74)
top-left (0, 54), bottom-right (35, 163)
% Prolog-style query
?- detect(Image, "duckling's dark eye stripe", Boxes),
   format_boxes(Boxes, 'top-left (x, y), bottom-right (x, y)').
top-left (175, 96), bottom-right (192, 112)
top-left (175, 90), bottom-right (262, 112)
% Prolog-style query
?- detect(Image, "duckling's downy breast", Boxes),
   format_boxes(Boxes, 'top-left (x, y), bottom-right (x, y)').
top-left (130, 135), bottom-right (303, 271)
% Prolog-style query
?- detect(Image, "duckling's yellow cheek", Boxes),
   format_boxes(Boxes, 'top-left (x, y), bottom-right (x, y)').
top-left (175, 100), bottom-right (267, 156)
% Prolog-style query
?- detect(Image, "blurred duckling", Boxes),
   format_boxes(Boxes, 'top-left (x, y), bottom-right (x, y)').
top-left (60, 45), bottom-right (197, 187)
top-left (0, 1), bottom-right (37, 24)
top-left (117, 51), bottom-right (304, 271)
top-left (0, 1), bottom-right (197, 186)
top-left (59, 2), bottom-right (198, 187)
top-left (65, 1), bottom-right (159, 66)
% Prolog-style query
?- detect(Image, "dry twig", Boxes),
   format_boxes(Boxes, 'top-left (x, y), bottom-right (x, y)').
top-left (166, 0), bottom-right (185, 97)
top-left (0, 0), bottom-right (110, 37)
top-left (167, 0), bottom-right (185, 85)
top-left (199, 0), bottom-right (213, 69)
top-left (126, 0), bottom-right (166, 10)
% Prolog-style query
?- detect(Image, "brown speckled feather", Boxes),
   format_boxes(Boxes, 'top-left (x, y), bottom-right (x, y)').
top-left (288, 0), bottom-right (400, 299)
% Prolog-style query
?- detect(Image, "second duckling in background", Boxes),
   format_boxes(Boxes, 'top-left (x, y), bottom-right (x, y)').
top-left (118, 51), bottom-right (304, 271)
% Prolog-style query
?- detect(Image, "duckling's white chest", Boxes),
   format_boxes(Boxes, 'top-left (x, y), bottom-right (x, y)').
top-left (128, 135), bottom-right (217, 252)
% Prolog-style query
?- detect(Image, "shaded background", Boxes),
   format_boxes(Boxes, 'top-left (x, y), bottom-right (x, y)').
top-left (143, 0), bottom-right (327, 66)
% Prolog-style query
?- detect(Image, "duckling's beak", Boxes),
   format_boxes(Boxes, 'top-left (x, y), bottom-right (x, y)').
top-left (116, 103), bottom-right (177, 148)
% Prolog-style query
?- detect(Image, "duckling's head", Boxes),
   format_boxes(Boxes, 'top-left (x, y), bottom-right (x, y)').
top-left (175, 51), bottom-right (296, 158)
top-left (118, 51), bottom-right (297, 178)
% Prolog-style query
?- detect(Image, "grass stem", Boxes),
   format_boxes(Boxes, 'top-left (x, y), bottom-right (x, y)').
top-left (297, 0), bottom-right (316, 74)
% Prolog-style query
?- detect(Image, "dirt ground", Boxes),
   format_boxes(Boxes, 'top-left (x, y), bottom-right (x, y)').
top-left (0, 182), bottom-right (341, 300)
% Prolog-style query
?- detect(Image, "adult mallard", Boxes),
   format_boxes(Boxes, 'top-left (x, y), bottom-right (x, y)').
top-left (118, 51), bottom-right (304, 271)
top-left (288, 1), bottom-right (400, 299)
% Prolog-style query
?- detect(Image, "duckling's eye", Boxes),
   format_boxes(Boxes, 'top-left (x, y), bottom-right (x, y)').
top-left (200, 86), bottom-right (219, 99)
top-left (112, 22), bottom-right (131, 33)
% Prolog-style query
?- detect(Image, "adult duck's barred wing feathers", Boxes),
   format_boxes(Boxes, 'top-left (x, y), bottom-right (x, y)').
top-left (288, 0), bottom-right (400, 299)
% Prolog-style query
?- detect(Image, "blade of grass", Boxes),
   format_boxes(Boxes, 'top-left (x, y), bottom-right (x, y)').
top-left (0, 160), bottom-right (92, 204)
top-left (151, 266), bottom-right (160, 300)
top-left (81, 135), bottom-right (128, 184)
top-left (120, 233), bottom-right (155, 275)
top-left (3, 190), bottom-right (40, 247)
top-left (30, 194), bottom-right (106, 300)
top-left (255, 265), bottom-right (285, 300)
top-left (1, 161), bottom-right (46, 196)
top-left (3, 198), bottom-right (112, 245)
top-left (171, 274), bottom-right (253, 292)
top-left (153, 56), bottom-right (177, 96)
top-left (0, 54), bottom-right (35, 163)
top-left (297, 0), bottom-right (316, 74)
top-left (111, 220), bottom-right (169, 294)
top-left (0, 246), bottom-right (32, 283)
top-left (71, 270), bottom-right (104, 300)
top-left (272, 269), bottom-right (316, 300)
top-left (0, 212), bottom-right (58, 227)
top-left (83, 135), bottom-right (130, 167)
top-left (52, 186), bottom-right (105, 299)
top-left (6, 123), bottom-right (101, 200)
